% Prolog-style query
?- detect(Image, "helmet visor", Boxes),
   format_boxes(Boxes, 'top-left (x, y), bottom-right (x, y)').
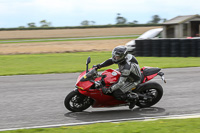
top-left (112, 50), bottom-right (123, 62)
top-left (113, 55), bottom-right (121, 61)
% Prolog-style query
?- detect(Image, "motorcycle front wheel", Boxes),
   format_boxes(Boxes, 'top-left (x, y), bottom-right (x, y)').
top-left (64, 90), bottom-right (93, 112)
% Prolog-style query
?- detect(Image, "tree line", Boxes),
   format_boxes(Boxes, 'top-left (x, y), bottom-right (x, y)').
top-left (80, 13), bottom-right (167, 26)
top-left (20, 13), bottom-right (166, 28)
top-left (19, 20), bottom-right (51, 28)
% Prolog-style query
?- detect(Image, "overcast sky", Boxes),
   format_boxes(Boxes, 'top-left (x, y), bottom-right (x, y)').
top-left (0, 0), bottom-right (199, 28)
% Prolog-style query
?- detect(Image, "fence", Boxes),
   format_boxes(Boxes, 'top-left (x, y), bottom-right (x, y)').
top-left (135, 38), bottom-right (200, 57)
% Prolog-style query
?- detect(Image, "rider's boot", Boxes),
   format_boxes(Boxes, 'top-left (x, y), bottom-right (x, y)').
top-left (126, 92), bottom-right (138, 110)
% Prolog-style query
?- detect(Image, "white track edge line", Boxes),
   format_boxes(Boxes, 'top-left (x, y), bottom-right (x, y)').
top-left (1, 113), bottom-right (200, 131)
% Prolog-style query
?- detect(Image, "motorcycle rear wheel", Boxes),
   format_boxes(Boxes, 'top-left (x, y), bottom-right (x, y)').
top-left (136, 82), bottom-right (163, 108)
top-left (64, 90), bottom-right (93, 112)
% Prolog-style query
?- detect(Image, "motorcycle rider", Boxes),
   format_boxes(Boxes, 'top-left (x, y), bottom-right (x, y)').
top-left (94, 45), bottom-right (141, 109)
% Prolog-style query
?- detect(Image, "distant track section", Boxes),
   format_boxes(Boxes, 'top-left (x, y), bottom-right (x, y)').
top-left (0, 35), bottom-right (139, 43)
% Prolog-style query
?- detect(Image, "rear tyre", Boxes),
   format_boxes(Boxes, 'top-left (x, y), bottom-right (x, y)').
top-left (136, 82), bottom-right (163, 108)
top-left (64, 90), bottom-right (93, 112)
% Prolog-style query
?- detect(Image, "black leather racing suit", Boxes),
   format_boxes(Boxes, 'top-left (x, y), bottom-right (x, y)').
top-left (99, 54), bottom-right (141, 101)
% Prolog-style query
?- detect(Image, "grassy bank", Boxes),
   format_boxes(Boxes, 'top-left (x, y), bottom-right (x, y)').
top-left (0, 51), bottom-right (200, 76)
top-left (1, 118), bottom-right (200, 133)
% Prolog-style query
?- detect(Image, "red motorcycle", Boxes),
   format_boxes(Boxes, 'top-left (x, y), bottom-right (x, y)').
top-left (64, 57), bottom-right (166, 112)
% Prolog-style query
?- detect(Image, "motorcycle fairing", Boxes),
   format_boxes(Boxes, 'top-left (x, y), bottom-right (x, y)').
top-left (76, 77), bottom-right (101, 91)
top-left (78, 89), bottom-right (125, 107)
top-left (101, 69), bottom-right (121, 86)
top-left (76, 70), bottom-right (87, 84)
top-left (76, 68), bottom-right (94, 84)
top-left (77, 69), bottom-right (124, 107)
top-left (76, 68), bottom-right (101, 90)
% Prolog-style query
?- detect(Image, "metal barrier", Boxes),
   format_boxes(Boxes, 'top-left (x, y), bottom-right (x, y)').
top-left (135, 38), bottom-right (200, 57)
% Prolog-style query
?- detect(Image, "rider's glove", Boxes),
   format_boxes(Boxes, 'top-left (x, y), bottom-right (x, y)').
top-left (93, 64), bottom-right (101, 69)
top-left (102, 87), bottom-right (112, 94)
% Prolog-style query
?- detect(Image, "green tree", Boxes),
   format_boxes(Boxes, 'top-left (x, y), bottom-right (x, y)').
top-left (80, 20), bottom-right (96, 26)
top-left (27, 22), bottom-right (36, 28)
top-left (18, 26), bottom-right (25, 28)
top-left (162, 18), bottom-right (167, 22)
top-left (81, 20), bottom-right (90, 26)
top-left (128, 20), bottom-right (138, 24)
top-left (90, 21), bottom-right (96, 25)
top-left (40, 20), bottom-right (51, 27)
top-left (148, 15), bottom-right (161, 24)
top-left (116, 13), bottom-right (127, 24)
top-left (133, 20), bottom-right (138, 24)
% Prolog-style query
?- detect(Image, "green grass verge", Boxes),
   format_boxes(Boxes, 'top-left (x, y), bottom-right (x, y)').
top-left (0, 36), bottom-right (138, 44)
top-left (0, 51), bottom-right (200, 76)
top-left (1, 118), bottom-right (200, 133)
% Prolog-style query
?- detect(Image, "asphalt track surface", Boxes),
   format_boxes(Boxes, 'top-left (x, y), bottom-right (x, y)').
top-left (0, 67), bottom-right (200, 130)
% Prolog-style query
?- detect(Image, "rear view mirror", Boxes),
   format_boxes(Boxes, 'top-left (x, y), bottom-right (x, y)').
top-left (86, 56), bottom-right (91, 73)
top-left (86, 56), bottom-right (91, 65)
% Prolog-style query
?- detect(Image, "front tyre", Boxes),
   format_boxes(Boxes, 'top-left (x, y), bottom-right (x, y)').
top-left (64, 90), bottom-right (93, 112)
top-left (136, 82), bottom-right (163, 108)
